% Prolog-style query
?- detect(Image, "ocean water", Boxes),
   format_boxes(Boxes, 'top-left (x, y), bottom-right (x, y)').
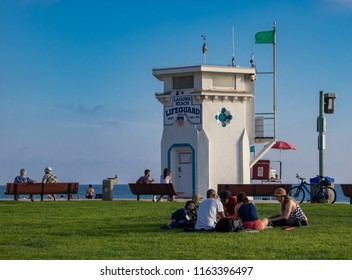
top-left (0, 184), bottom-right (350, 203)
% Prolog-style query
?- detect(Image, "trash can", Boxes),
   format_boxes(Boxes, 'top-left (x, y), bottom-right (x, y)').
top-left (102, 175), bottom-right (118, 201)
top-left (324, 176), bottom-right (335, 203)
top-left (309, 176), bottom-right (335, 203)
top-left (324, 176), bottom-right (335, 188)
top-left (309, 176), bottom-right (320, 202)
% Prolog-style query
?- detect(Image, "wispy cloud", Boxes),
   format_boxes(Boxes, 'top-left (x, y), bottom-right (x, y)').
top-left (55, 104), bottom-right (104, 114)
top-left (325, 0), bottom-right (352, 8)
top-left (77, 105), bottom-right (104, 114)
top-left (104, 119), bottom-right (160, 129)
top-left (104, 119), bottom-right (123, 126)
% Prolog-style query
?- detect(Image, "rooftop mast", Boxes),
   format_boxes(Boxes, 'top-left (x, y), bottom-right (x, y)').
top-left (232, 26), bottom-right (235, 67)
top-left (201, 35), bottom-right (207, 65)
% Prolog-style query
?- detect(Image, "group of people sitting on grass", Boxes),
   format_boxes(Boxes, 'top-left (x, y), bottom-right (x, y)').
top-left (161, 187), bottom-right (308, 231)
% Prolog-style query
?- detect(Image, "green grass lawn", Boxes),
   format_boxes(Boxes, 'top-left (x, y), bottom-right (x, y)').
top-left (0, 200), bottom-right (351, 260)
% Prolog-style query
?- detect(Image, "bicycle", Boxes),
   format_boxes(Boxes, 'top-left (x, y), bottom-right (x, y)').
top-left (289, 173), bottom-right (336, 204)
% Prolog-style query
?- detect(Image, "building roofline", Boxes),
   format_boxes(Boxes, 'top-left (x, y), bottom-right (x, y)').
top-left (152, 64), bottom-right (256, 80)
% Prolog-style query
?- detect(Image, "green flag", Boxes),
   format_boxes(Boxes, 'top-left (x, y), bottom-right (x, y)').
top-left (255, 30), bottom-right (276, 44)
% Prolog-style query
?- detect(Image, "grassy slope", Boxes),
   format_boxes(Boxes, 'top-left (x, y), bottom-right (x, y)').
top-left (0, 200), bottom-right (351, 260)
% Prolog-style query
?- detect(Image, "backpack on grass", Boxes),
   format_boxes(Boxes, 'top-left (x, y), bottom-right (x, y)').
top-left (215, 217), bottom-right (243, 232)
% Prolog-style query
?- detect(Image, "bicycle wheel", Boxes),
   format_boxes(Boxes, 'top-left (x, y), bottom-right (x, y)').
top-left (317, 187), bottom-right (336, 204)
top-left (289, 186), bottom-right (305, 203)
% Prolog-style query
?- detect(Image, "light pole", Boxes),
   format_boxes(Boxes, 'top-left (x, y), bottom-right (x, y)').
top-left (317, 91), bottom-right (336, 178)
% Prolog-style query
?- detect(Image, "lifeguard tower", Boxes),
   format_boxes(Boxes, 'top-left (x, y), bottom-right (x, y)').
top-left (153, 65), bottom-right (273, 197)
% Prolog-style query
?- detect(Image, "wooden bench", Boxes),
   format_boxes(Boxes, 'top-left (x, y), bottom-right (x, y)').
top-left (340, 184), bottom-right (352, 204)
top-left (128, 183), bottom-right (184, 201)
top-left (217, 184), bottom-right (292, 198)
top-left (5, 182), bottom-right (79, 201)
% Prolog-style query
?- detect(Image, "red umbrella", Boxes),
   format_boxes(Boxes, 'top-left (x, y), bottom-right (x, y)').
top-left (272, 141), bottom-right (297, 150)
top-left (271, 141), bottom-right (297, 179)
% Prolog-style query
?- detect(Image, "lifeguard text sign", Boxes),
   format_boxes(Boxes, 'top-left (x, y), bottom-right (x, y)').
top-left (164, 95), bottom-right (201, 126)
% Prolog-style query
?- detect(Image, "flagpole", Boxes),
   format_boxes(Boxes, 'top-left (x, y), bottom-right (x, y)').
top-left (232, 26), bottom-right (235, 67)
top-left (273, 22), bottom-right (277, 141)
top-left (202, 35), bottom-right (207, 65)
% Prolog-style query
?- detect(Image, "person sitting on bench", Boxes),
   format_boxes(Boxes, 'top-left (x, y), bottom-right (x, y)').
top-left (158, 168), bottom-right (173, 202)
top-left (14, 168), bottom-right (37, 201)
top-left (136, 169), bottom-right (155, 201)
top-left (42, 166), bottom-right (58, 201)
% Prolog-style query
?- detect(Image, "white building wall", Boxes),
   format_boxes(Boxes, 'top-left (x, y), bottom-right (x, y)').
top-left (160, 119), bottom-right (199, 197)
top-left (202, 100), bottom-right (244, 187)
top-left (195, 128), bottom-right (209, 196)
top-left (154, 65), bottom-right (256, 198)
top-left (194, 73), bottom-right (202, 90)
top-left (163, 76), bottom-right (172, 92)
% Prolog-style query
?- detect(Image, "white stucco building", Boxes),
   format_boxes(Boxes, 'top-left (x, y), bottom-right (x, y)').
top-left (153, 65), bottom-right (265, 197)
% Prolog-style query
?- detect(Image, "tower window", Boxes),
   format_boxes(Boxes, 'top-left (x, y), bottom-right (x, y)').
top-left (212, 75), bottom-right (236, 89)
top-left (173, 75), bottom-right (194, 89)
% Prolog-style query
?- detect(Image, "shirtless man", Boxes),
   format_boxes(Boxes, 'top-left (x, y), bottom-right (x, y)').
top-left (86, 184), bottom-right (95, 199)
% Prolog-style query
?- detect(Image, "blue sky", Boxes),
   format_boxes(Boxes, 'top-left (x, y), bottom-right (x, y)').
top-left (0, 0), bottom-right (351, 184)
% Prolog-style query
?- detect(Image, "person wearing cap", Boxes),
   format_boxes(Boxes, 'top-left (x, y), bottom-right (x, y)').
top-left (234, 192), bottom-right (269, 230)
top-left (268, 187), bottom-right (308, 227)
top-left (219, 190), bottom-right (238, 218)
top-left (42, 166), bottom-right (58, 201)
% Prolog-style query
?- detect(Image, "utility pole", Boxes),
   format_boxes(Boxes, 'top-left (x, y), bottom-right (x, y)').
top-left (318, 91), bottom-right (325, 178)
top-left (318, 90), bottom-right (336, 178)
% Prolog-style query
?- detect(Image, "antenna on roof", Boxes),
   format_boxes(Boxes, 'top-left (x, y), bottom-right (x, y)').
top-left (250, 51), bottom-right (256, 68)
top-left (201, 35), bottom-right (207, 65)
top-left (232, 26), bottom-right (235, 67)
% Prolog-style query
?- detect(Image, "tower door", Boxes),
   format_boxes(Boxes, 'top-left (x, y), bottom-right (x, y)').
top-left (169, 145), bottom-right (194, 198)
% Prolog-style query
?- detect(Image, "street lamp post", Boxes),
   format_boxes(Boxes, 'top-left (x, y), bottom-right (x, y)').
top-left (317, 90), bottom-right (336, 178)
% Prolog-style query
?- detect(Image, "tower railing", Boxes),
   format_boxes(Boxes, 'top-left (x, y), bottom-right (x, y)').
top-left (255, 112), bottom-right (274, 142)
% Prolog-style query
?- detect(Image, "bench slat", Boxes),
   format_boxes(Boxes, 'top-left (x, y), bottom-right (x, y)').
top-left (218, 184), bottom-right (292, 197)
top-left (340, 184), bottom-right (352, 204)
top-left (128, 183), bottom-right (181, 201)
top-left (5, 183), bottom-right (79, 201)
top-left (340, 184), bottom-right (352, 196)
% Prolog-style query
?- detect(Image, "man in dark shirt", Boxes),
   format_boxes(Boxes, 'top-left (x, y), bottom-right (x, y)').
top-left (219, 190), bottom-right (238, 218)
